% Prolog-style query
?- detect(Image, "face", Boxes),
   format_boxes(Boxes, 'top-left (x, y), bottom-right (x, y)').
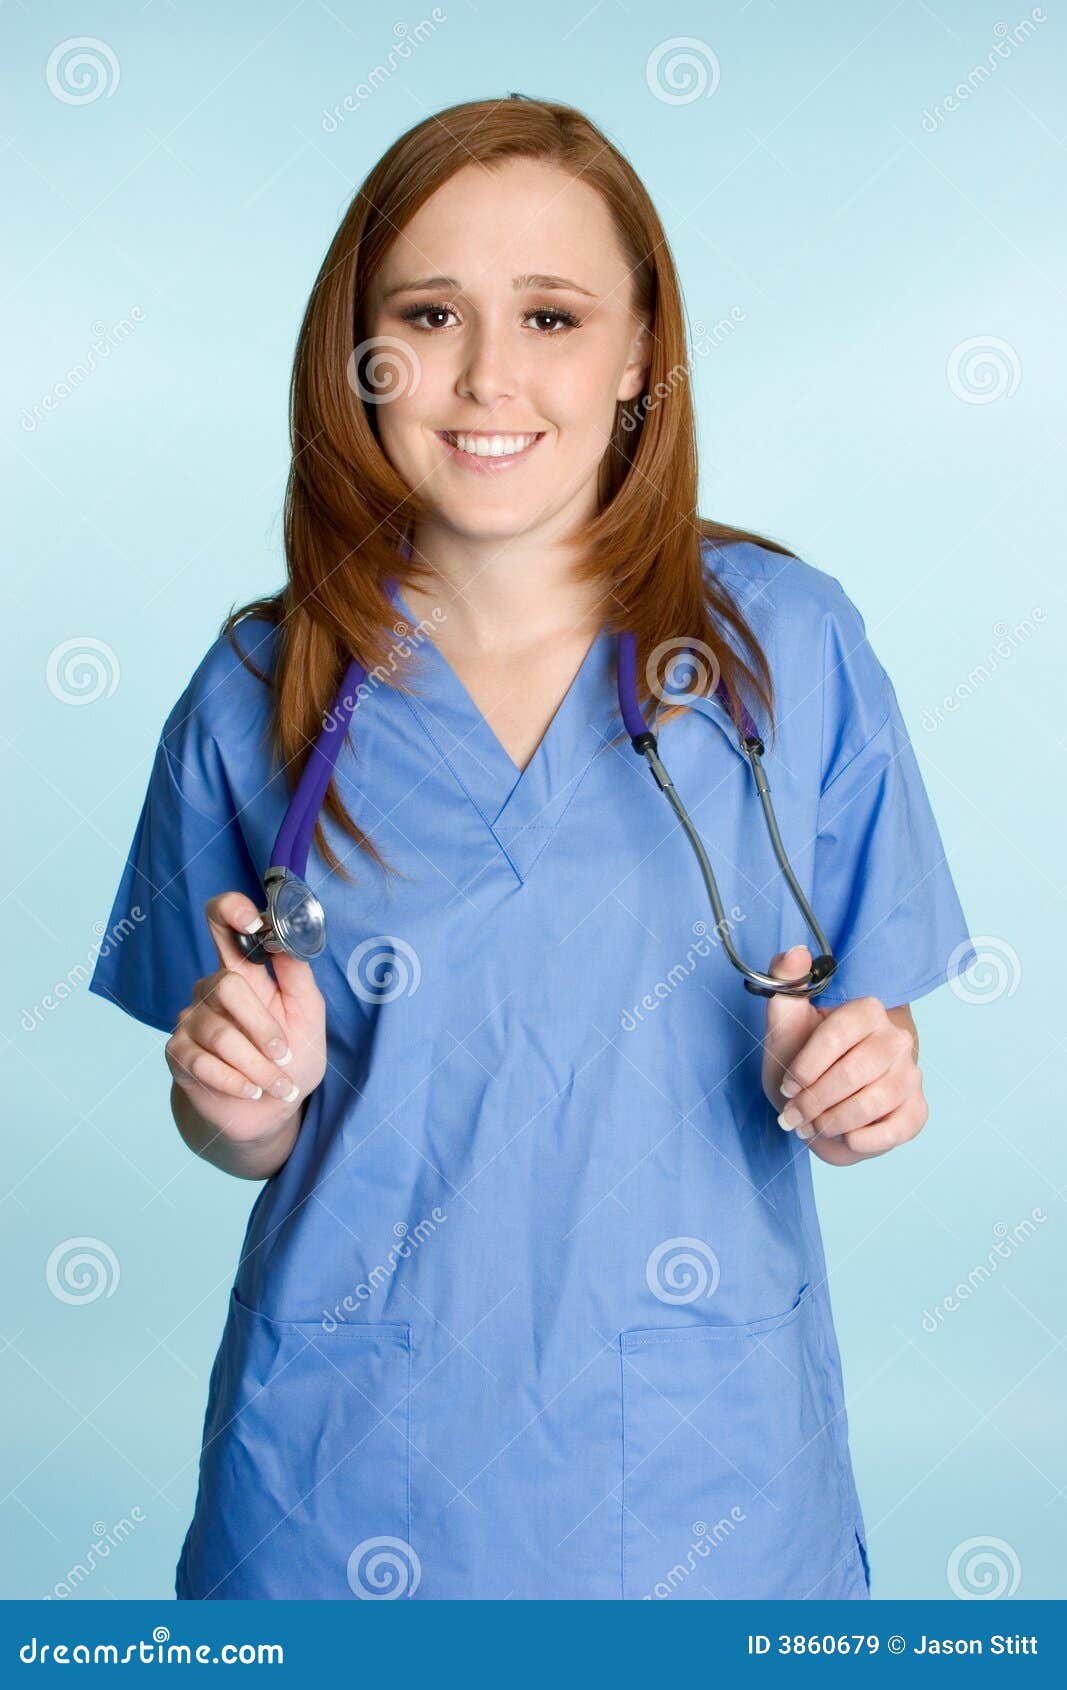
top-left (363, 157), bottom-right (651, 544)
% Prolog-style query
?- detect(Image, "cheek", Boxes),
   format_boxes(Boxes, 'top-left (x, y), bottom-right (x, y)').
top-left (369, 402), bottom-right (405, 469)
top-left (544, 346), bottom-right (630, 433)
top-left (371, 377), bottom-right (441, 460)
top-left (358, 316), bottom-right (433, 414)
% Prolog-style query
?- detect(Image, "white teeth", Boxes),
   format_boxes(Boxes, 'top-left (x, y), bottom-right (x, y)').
top-left (448, 432), bottom-right (539, 458)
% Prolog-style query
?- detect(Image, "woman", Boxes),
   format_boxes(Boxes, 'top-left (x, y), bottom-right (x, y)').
top-left (90, 95), bottom-right (975, 1601)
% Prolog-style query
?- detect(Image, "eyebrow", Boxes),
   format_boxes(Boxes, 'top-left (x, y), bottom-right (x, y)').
top-left (382, 272), bottom-right (598, 301)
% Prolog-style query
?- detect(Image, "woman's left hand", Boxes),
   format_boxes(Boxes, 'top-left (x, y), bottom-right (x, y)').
top-left (760, 944), bottom-right (927, 1166)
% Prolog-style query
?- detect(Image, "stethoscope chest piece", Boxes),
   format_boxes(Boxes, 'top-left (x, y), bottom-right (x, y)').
top-left (235, 867), bottom-right (327, 965)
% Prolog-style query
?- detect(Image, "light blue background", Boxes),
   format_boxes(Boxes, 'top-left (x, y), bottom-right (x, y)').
top-left (3, 0), bottom-right (1063, 1602)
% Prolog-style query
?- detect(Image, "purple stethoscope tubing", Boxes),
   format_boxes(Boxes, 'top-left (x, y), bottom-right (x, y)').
top-left (271, 654), bottom-right (368, 881)
top-left (239, 605), bottom-right (836, 997)
top-left (617, 629), bottom-right (763, 745)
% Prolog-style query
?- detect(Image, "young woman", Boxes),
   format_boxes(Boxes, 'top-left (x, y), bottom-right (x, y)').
top-left (90, 95), bottom-right (975, 1601)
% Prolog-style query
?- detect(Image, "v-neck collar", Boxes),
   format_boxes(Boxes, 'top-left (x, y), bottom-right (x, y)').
top-left (387, 582), bottom-right (618, 882)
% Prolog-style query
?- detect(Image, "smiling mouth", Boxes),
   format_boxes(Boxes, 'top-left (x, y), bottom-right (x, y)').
top-left (437, 430), bottom-right (545, 462)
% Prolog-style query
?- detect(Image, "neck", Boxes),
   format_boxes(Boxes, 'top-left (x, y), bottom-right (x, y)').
top-left (401, 525), bottom-right (607, 655)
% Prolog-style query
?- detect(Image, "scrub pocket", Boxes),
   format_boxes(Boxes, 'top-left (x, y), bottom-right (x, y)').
top-left (620, 1283), bottom-right (860, 1600)
top-left (177, 1288), bottom-right (413, 1600)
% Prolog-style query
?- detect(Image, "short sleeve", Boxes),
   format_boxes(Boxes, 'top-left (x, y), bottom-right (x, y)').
top-left (88, 669), bottom-right (266, 1036)
top-left (810, 586), bottom-right (977, 1008)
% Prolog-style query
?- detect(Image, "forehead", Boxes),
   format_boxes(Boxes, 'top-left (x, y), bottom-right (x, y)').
top-left (373, 158), bottom-right (629, 296)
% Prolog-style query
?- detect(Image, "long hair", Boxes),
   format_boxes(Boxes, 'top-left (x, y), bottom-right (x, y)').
top-left (223, 94), bottom-right (795, 885)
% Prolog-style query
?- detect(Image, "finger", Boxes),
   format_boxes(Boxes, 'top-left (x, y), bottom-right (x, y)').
top-left (195, 969), bottom-right (294, 1066)
top-left (805, 1132), bottom-right (874, 1167)
top-left (837, 1096), bottom-right (928, 1157)
top-left (204, 890), bottom-right (267, 971)
top-left (780, 1030), bottom-right (905, 1133)
top-left (181, 1008), bottom-right (301, 1101)
top-left (804, 1128), bottom-right (872, 1169)
top-left (798, 1055), bottom-right (919, 1141)
top-left (167, 1029), bottom-right (270, 1101)
top-left (778, 996), bottom-right (886, 1099)
top-left (269, 947), bottom-right (323, 1011)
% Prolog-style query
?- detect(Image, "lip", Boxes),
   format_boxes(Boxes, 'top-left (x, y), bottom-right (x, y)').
top-left (436, 430), bottom-right (546, 474)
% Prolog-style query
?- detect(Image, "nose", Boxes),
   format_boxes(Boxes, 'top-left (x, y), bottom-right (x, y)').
top-left (454, 317), bottom-right (519, 413)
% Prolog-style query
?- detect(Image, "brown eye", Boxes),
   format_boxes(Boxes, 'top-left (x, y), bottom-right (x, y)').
top-left (526, 309), bottom-right (580, 332)
top-left (399, 302), bottom-right (460, 331)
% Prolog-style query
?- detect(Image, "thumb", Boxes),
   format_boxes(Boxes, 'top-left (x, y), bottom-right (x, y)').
top-left (763, 944), bottom-right (816, 1046)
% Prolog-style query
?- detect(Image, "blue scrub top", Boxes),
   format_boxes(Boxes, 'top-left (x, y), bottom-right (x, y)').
top-left (89, 539), bottom-right (976, 1601)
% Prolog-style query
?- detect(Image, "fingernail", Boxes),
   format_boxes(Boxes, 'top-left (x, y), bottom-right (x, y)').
top-left (796, 1123), bottom-right (815, 1141)
top-left (242, 1083), bottom-right (263, 1100)
top-left (269, 1078), bottom-right (299, 1101)
top-left (267, 1039), bottom-right (292, 1064)
top-left (243, 915), bottom-right (264, 933)
top-left (778, 1105), bottom-right (802, 1131)
top-left (779, 1077), bottom-right (800, 1099)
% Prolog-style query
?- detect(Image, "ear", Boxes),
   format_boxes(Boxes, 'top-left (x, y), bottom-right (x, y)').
top-left (616, 318), bottom-right (653, 404)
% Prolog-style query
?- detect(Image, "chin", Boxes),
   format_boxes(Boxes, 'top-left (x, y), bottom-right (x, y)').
top-left (431, 502), bottom-right (550, 542)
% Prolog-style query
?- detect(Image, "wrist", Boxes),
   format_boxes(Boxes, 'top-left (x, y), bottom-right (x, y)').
top-left (171, 1083), bottom-right (304, 1180)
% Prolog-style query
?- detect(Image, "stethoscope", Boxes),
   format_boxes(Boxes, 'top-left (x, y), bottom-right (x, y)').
top-left (236, 604), bottom-right (837, 999)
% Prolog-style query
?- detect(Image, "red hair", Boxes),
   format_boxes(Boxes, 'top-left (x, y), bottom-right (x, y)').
top-left (225, 94), bottom-right (794, 882)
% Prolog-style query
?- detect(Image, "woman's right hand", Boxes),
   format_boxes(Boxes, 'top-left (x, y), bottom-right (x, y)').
top-left (164, 889), bottom-right (328, 1150)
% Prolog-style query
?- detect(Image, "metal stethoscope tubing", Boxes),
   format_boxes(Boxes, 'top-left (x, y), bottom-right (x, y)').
top-left (631, 730), bottom-right (836, 999)
top-left (617, 630), bottom-right (836, 999)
